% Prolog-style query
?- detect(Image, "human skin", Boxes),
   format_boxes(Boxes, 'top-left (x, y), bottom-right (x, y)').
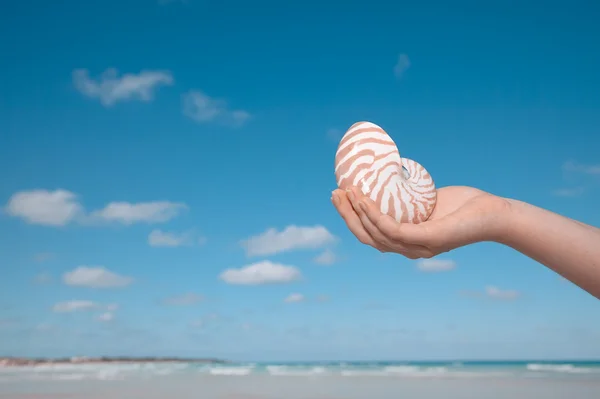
top-left (331, 186), bottom-right (600, 300)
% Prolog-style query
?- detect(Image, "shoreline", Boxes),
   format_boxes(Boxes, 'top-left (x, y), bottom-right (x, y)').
top-left (0, 357), bottom-right (228, 367)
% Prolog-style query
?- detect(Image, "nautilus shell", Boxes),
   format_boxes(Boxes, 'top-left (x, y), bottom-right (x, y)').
top-left (334, 121), bottom-right (437, 224)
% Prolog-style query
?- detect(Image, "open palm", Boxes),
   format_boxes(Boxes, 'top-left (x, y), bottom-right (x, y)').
top-left (332, 185), bottom-right (510, 259)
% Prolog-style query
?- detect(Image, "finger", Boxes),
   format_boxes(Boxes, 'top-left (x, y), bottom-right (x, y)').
top-left (331, 190), bottom-right (381, 249)
top-left (331, 190), bottom-right (380, 248)
top-left (350, 188), bottom-right (439, 248)
top-left (346, 188), bottom-right (432, 257)
top-left (331, 190), bottom-right (391, 252)
top-left (345, 188), bottom-right (394, 246)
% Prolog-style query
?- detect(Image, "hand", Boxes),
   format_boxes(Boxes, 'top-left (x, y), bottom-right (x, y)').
top-left (331, 186), bottom-right (511, 259)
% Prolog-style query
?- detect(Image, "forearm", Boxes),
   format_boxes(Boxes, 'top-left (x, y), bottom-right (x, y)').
top-left (499, 199), bottom-right (600, 299)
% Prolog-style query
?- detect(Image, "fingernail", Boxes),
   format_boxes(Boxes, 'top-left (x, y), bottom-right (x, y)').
top-left (331, 193), bottom-right (340, 206)
top-left (358, 201), bottom-right (367, 212)
top-left (346, 189), bottom-right (355, 202)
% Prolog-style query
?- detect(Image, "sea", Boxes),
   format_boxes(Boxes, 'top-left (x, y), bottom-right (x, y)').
top-left (1, 360), bottom-right (600, 398)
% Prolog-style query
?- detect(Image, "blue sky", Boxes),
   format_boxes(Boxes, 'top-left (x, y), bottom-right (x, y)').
top-left (1, 0), bottom-right (599, 362)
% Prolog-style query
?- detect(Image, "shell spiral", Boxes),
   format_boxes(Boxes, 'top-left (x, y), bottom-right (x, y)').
top-left (334, 121), bottom-right (437, 224)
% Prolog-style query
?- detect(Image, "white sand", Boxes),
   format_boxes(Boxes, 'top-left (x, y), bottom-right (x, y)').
top-left (2, 374), bottom-right (600, 399)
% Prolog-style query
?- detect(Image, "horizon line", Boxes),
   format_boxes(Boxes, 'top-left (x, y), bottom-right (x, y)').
top-left (2, 356), bottom-right (600, 363)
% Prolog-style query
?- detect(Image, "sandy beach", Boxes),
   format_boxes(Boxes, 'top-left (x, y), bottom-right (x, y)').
top-left (2, 367), bottom-right (600, 399)
top-left (2, 374), bottom-right (600, 399)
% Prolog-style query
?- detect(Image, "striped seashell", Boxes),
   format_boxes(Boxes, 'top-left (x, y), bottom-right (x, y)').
top-left (334, 121), bottom-right (437, 224)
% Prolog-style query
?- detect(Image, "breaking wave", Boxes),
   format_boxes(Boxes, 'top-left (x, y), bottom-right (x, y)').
top-left (526, 363), bottom-right (599, 374)
top-left (1, 361), bottom-right (599, 382)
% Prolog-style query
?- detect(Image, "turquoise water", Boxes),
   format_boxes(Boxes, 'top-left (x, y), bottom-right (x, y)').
top-left (2, 360), bottom-right (599, 381)
top-left (201, 360), bottom-right (600, 378)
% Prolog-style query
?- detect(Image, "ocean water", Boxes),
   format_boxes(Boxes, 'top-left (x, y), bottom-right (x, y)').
top-left (1, 361), bottom-right (600, 398)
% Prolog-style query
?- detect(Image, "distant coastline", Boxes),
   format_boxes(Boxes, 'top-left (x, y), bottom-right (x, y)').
top-left (0, 356), bottom-right (228, 367)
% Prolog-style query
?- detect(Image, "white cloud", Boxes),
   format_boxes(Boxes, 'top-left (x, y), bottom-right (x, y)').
top-left (313, 249), bottom-right (337, 265)
top-left (33, 272), bottom-right (52, 285)
top-left (149, 229), bottom-right (187, 247)
top-left (5, 190), bottom-right (187, 227)
top-left (52, 300), bottom-right (98, 313)
top-left (182, 90), bottom-right (250, 127)
top-left (553, 161), bottom-right (599, 197)
top-left (163, 293), bottom-right (204, 306)
top-left (241, 225), bottom-right (337, 257)
top-left (189, 313), bottom-right (220, 329)
top-left (563, 161), bottom-right (600, 175)
top-left (553, 187), bottom-right (585, 197)
top-left (63, 266), bottom-right (133, 288)
top-left (89, 201), bottom-right (187, 225)
top-left (148, 229), bottom-right (205, 247)
top-left (35, 323), bottom-right (54, 332)
top-left (460, 286), bottom-right (521, 301)
top-left (4, 190), bottom-right (83, 226)
top-left (416, 259), bottom-right (456, 272)
top-left (219, 260), bottom-right (302, 285)
top-left (189, 319), bottom-right (204, 328)
top-left (96, 312), bottom-right (115, 322)
top-left (485, 286), bottom-right (520, 301)
top-left (316, 294), bottom-right (330, 303)
top-left (105, 303), bottom-right (119, 311)
top-left (33, 252), bottom-right (56, 262)
top-left (394, 53), bottom-right (411, 79)
top-left (73, 68), bottom-right (174, 107)
top-left (284, 293), bottom-right (305, 303)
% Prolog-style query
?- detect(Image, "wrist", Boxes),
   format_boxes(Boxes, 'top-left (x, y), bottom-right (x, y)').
top-left (491, 197), bottom-right (522, 246)
top-left (483, 195), bottom-right (517, 245)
